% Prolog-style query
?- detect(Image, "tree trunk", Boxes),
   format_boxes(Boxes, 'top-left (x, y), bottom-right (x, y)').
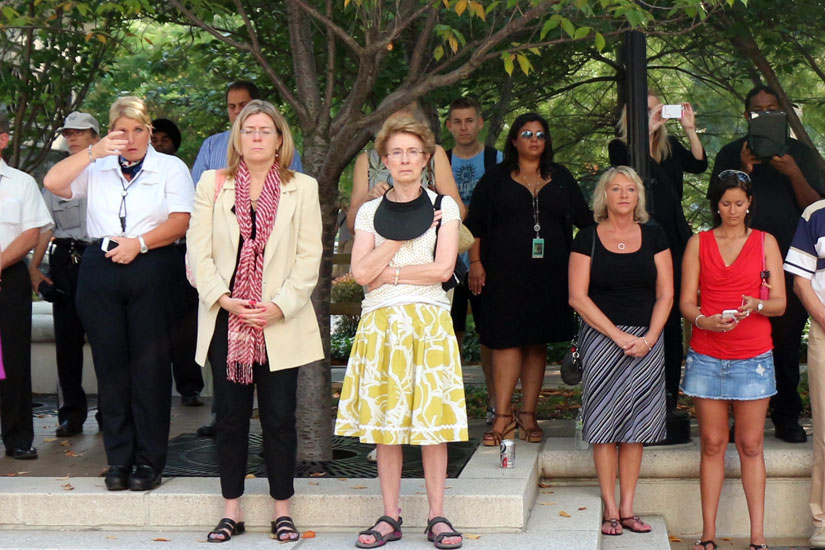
top-left (485, 73), bottom-right (513, 147)
top-left (294, 134), bottom-right (339, 461)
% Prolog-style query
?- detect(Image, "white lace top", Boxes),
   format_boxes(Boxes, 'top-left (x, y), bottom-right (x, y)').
top-left (355, 189), bottom-right (460, 314)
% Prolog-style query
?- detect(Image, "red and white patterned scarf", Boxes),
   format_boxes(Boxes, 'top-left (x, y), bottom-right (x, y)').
top-left (226, 160), bottom-right (281, 384)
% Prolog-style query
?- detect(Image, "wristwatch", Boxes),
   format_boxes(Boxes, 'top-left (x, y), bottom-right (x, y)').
top-left (757, 301), bottom-right (764, 312)
top-left (138, 235), bottom-right (148, 254)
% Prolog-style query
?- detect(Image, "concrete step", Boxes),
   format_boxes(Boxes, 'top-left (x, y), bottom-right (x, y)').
top-left (600, 515), bottom-right (670, 550)
top-left (541, 435), bottom-right (811, 538)
top-left (0, 486), bottom-right (606, 550)
top-left (0, 439), bottom-right (539, 533)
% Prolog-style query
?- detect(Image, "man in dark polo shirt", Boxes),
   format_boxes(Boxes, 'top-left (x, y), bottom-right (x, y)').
top-left (709, 85), bottom-right (825, 443)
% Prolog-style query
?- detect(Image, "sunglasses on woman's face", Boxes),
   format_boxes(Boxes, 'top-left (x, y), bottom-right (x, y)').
top-left (519, 130), bottom-right (548, 141)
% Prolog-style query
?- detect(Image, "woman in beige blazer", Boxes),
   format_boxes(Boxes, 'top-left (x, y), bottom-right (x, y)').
top-left (187, 100), bottom-right (323, 543)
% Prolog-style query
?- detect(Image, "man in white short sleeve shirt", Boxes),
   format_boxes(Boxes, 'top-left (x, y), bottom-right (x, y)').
top-left (0, 111), bottom-right (54, 459)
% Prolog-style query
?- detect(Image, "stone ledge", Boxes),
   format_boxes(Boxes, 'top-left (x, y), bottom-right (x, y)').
top-left (541, 435), bottom-right (811, 479)
top-left (0, 440), bottom-right (540, 532)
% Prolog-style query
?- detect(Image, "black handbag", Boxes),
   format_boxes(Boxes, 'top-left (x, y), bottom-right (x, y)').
top-left (561, 317), bottom-right (583, 385)
top-left (560, 227), bottom-right (595, 385)
top-left (433, 194), bottom-right (466, 291)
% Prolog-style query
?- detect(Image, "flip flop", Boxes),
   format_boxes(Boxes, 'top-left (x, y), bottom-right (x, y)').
top-left (620, 515), bottom-right (652, 533)
top-left (602, 517), bottom-right (622, 536)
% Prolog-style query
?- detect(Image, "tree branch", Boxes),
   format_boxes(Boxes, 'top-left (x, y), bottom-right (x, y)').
top-left (167, 0), bottom-right (307, 124)
top-left (403, 6), bottom-right (439, 85)
top-left (288, 0), bottom-right (363, 54)
top-left (285, 0), bottom-right (321, 124)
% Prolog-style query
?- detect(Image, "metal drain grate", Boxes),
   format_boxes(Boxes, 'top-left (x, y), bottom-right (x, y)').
top-left (163, 434), bottom-right (478, 478)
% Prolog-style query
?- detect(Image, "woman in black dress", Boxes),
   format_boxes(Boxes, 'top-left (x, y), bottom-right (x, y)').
top-left (609, 90), bottom-right (707, 414)
top-left (465, 112), bottom-right (592, 446)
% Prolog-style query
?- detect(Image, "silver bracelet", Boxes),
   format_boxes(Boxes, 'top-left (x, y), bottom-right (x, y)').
top-left (694, 314), bottom-right (706, 329)
top-left (88, 144), bottom-right (95, 163)
top-left (641, 337), bottom-right (652, 351)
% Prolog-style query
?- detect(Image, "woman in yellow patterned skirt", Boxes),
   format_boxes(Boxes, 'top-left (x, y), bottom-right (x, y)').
top-left (335, 116), bottom-right (468, 550)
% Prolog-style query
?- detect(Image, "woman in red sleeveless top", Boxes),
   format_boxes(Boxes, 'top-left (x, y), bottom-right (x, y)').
top-left (680, 170), bottom-right (786, 550)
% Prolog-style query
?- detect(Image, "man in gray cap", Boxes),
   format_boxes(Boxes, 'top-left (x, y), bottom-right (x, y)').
top-left (29, 111), bottom-right (99, 437)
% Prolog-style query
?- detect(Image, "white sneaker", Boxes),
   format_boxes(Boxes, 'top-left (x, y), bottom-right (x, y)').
top-left (366, 447), bottom-right (377, 462)
top-left (810, 525), bottom-right (825, 548)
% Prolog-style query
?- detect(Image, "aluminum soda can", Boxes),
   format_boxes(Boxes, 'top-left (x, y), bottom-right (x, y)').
top-left (499, 439), bottom-right (515, 468)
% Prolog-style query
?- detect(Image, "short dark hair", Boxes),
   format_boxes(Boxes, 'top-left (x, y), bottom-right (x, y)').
top-left (226, 80), bottom-right (261, 101)
top-left (0, 110), bottom-right (8, 134)
top-left (503, 112), bottom-right (555, 179)
top-left (710, 172), bottom-right (753, 228)
top-left (447, 97), bottom-right (482, 119)
top-left (744, 85), bottom-right (780, 112)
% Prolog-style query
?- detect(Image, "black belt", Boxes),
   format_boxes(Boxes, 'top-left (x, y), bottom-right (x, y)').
top-left (54, 238), bottom-right (90, 250)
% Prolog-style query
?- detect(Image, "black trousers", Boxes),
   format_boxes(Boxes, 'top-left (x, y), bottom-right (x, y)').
top-left (769, 272), bottom-right (809, 426)
top-left (0, 262), bottom-right (34, 451)
top-left (76, 245), bottom-right (175, 470)
top-left (170, 244), bottom-right (203, 397)
top-left (49, 242), bottom-right (88, 426)
top-left (209, 309), bottom-right (299, 500)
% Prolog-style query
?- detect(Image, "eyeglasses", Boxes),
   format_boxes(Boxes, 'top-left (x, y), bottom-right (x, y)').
top-left (519, 130), bottom-right (548, 140)
top-left (239, 127), bottom-right (279, 136)
top-left (385, 148), bottom-right (424, 161)
top-left (718, 169), bottom-right (751, 184)
top-left (61, 129), bottom-right (90, 138)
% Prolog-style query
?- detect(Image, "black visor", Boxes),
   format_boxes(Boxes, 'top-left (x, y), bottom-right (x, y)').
top-left (373, 189), bottom-right (433, 241)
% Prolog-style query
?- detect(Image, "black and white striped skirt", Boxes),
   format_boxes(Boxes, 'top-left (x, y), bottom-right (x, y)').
top-left (580, 323), bottom-right (666, 444)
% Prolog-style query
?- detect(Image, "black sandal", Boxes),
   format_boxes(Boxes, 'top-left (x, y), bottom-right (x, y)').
top-left (355, 515), bottom-right (403, 548)
top-left (424, 516), bottom-right (462, 549)
top-left (749, 544), bottom-right (769, 549)
top-left (694, 540), bottom-right (717, 550)
top-left (271, 516), bottom-right (300, 543)
top-left (207, 517), bottom-right (245, 543)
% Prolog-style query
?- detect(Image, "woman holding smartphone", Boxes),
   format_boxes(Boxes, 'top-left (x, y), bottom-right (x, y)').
top-left (680, 170), bottom-right (786, 550)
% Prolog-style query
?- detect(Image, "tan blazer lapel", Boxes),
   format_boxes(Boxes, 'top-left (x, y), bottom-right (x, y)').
top-left (220, 180), bottom-right (240, 257)
top-left (263, 179), bottom-right (297, 267)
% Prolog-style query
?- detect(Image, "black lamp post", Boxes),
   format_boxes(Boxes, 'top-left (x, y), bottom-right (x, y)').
top-left (622, 30), bottom-right (691, 445)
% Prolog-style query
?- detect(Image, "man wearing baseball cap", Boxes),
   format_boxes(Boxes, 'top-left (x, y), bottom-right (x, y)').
top-left (151, 118), bottom-right (182, 156)
top-left (29, 111), bottom-right (99, 437)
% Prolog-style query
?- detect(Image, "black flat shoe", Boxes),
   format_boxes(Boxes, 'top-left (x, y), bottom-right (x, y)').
top-left (197, 421), bottom-right (217, 437)
top-left (129, 465), bottom-right (162, 491)
top-left (56, 421), bottom-right (83, 437)
top-left (774, 422), bottom-right (807, 443)
top-left (104, 465), bottom-right (131, 491)
top-left (5, 447), bottom-right (37, 460)
top-left (181, 393), bottom-right (204, 407)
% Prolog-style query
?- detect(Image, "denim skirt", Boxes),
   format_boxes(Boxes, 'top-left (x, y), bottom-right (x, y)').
top-left (681, 348), bottom-right (777, 400)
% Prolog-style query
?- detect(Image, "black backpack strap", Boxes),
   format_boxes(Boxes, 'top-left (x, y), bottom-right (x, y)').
top-left (483, 146), bottom-right (498, 172)
top-left (433, 194), bottom-right (444, 258)
top-left (445, 149), bottom-right (453, 163)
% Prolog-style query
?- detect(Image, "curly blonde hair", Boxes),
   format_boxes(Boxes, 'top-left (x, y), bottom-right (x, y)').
top-left (592, 166), bottom-right (649, 223)
top-left (374, 116), bottom-right (436, 158)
